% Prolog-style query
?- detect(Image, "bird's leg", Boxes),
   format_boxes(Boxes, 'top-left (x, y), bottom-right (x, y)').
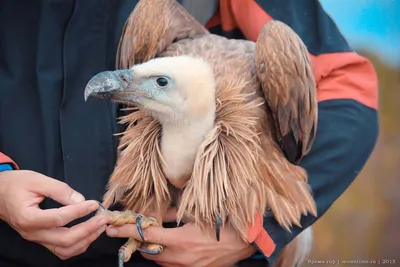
top-left (118, 238), bottom-right (141, 267)
top-left (117, 239), bottom-right (164, 266)
top-left (116, 239), bottom-right (164, 267)
top-left (96, 201), bottom-right (159, 241)
top-left (96, 202), bottom-right (165, 264)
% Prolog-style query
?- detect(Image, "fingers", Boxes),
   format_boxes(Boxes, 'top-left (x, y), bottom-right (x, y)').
top-left (41, 219), bottom-right (107, 259)
top-left (30, 172), bottom-right (85, 205)
top-left (23, 200), bottom-right (100, 229)
top-left (106, 224), bottom-right (178, 246)
top-left (26, 213), bottom-right (108, 246)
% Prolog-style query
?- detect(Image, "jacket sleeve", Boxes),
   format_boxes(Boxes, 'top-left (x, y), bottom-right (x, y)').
top-left (206, 0), bottom-right (379, 263)
top-left (0, 152), bottom-right (19, 170)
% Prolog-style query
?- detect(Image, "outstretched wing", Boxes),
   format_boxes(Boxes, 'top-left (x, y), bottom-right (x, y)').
top-left (116, 0), bottom-right (209, 69)
top-left (255, 20), bottom-right (318, 164)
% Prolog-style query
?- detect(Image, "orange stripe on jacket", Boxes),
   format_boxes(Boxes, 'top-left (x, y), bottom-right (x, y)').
top-left (310, 53), bottom-right (378, 109)
top-left (0, 152), bottom-right (19, 170)
top-left (247, 212), bottom-right (276, 257)
top-left (211, 0), bottom-right (239, 32)
top-left (207, 0), bottom-right (379, 110)
top-left (228, 0), bottom-right (273, 41)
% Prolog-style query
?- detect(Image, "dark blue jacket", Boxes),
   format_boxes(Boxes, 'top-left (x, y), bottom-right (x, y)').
top-left (0, 0), bottom-right (379, 266)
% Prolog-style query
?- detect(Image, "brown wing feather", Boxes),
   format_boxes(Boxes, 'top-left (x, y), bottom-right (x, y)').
top-left (116, 0), bottom-right (208, 69)
top-left (255, 20), bottom-right (318, 164)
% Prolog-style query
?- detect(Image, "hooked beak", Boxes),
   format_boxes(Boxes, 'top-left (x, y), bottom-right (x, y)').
top-left (84, 69), bottom-right (133, 101)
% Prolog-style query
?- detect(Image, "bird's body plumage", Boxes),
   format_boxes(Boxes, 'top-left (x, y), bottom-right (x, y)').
top-left (85, 0), bottom-right (318, 265)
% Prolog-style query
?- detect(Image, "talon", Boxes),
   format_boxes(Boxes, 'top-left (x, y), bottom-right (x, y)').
top-left (137, 247), bottom-right (162, 255)
top-left (95, 201), bottom-right (107, 217)
top-left (216, 216), bottom-right (222, 242)
top-left (118, 250), bottom-right (125, 267)
top-left (136, 215), bottom-right (145, 242)
top-left (96, 201), bottom-right (107, 212)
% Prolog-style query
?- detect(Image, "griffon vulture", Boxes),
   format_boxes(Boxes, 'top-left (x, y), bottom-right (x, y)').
top-left (84, 0), bottom-right (318, 266)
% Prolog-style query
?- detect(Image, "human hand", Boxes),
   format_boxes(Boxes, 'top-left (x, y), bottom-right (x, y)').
top-left (106, 218), bottom-right (257, 267)
top-left (0, 170), bottom-right (108, 260)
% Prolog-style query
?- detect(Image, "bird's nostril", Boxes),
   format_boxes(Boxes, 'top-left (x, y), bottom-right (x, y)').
top-left (98, 91), bottom-right (113, 99)
top-left (119, 74), bottom-right (128, 83)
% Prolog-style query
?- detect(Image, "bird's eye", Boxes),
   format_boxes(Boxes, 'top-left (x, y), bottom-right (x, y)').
top-left (156, 77), bottom-right (168, 87)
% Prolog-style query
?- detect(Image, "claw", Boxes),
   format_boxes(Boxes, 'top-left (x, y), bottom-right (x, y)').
top-left (216, 216), bottom-right (223, 242)
top-left (136, 215), bottom-right (145, 242)
top-left (95, 201), bottom-right (107, 217)
top-left (118, 250), bottom-right (125, 267)
top-left (96, 201), bottom-right (107, 212)
top-left (137, 247), bottom-right (162, 255)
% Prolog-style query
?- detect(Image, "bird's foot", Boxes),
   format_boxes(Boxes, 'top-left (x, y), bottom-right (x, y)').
top-left (216, 215), bottom-right (223, 242)
top-left (116, 239), bottom-right (165, 267)
top-left (95, 202), bottom-right (165, 265)
top-left (118, 238), bottom-right (140, 267)
top-left (96, 201), bottom-right (159, 242)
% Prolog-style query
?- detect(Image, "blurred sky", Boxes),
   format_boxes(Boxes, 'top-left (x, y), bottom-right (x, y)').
top-left (320, 0), bottom-right (400, 68)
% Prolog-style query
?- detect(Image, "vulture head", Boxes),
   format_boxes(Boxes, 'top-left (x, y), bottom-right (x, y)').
top-left (85, 56), bottom-right (216, 125)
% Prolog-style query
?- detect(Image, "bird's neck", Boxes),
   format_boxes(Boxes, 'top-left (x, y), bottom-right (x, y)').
top-left (160, 114), bottom-right (215, 189)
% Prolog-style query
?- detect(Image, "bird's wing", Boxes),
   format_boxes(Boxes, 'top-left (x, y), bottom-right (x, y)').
top-left (255, 20), bottom-right (318, 164)
top-left (116, 0), bottom-right (209, 69)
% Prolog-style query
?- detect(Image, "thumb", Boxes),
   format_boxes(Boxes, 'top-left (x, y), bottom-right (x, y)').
top-left (30, 172), bottom-right (85, 205)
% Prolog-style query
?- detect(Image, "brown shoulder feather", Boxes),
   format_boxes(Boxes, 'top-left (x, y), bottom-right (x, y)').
top-left (116, 0), bottom-right (208, 68)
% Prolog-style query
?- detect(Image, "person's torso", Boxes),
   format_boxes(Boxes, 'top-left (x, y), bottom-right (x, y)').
top-left (0, 1), bottom-right (141, 266)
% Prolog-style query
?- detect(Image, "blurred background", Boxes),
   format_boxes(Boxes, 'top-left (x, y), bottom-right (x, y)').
top-left (307, 0), bottom-right (400, 265)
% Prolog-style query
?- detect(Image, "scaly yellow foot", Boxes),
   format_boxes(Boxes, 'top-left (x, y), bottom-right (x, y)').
top-left (96, 201), bottom-right (165, 267)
